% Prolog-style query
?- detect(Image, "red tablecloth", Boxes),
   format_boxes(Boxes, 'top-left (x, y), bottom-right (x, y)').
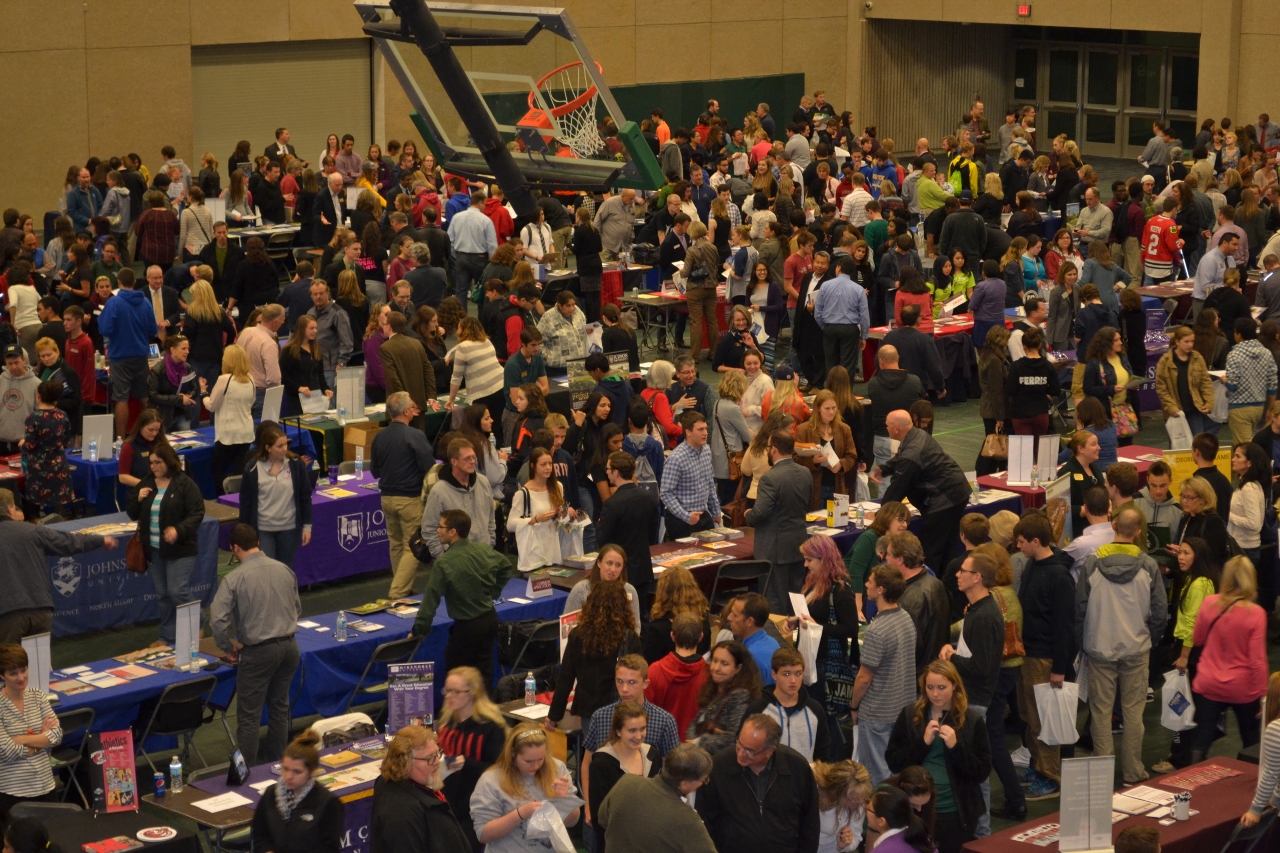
top-left (976, 444), bottom-right (1162, 509)
top-left (862, 314), bottom-right (1011, 380)
top-left (962, 758), bottom-right (1259, 853)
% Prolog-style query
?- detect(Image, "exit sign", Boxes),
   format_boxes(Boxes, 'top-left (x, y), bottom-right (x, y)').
top-left (1017, 4), bottom-right (1032, 15)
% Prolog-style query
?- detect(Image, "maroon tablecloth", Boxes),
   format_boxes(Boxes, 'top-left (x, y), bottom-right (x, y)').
top-left (962, 758), bottom-right (1259, 853)
top-left (977, 444), bottom-right (1162, 509)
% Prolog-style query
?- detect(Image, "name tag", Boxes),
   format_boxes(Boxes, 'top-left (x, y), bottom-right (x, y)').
top-left (1073, 473), bottom-right (1084, 481)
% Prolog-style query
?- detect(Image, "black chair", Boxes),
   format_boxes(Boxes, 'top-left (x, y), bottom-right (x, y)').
top-left (1217, 808), bottom-right (1275, 853)
top-left (9, 801), bottom-right (80, 820)
top-left (134, 674), bottom-right (218, 776)
top-left (708, 559), bottom-right (772, 608)
top-left (343, 636), bottom-right (423, 714)
top-left (51, 706), bottom-right (95, 806)
top-left (500, 619), bottom-right (561, 677)
top-left (204, 683), bottom-right (237, 750)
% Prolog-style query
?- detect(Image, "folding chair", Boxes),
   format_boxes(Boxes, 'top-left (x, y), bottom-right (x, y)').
top-left (204, 683), bottom-right (237, 750)
top-left (338, 461), bottom-right (357, 476)
top-left (708, 559), bottom-right (772, 608)
top-left (222, 475), bottom-right (243, 494)
top-left (134, 675), bottom-right (218, 776)
top-left (10, 802), bottom-right (80, 820)
top-left (1217, 808), bottom-right (1275, 853)
top-left (266, 230), bottom-right (297, 279)
top-left (500, 619), bottom-right (561, 677)
top-left (51, 707), bottom-right (94, 806)
top-left (188, 764), bottom-right (253, 852)
top-left (343, 636), bottom-right (423, 714)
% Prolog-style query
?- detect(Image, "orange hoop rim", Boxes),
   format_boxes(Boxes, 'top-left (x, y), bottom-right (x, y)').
top-left (528, 60), bottom-right (603, 118)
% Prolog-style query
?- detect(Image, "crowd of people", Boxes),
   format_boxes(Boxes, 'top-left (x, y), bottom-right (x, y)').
top-left (5, 99), bottom-right (1280, 853)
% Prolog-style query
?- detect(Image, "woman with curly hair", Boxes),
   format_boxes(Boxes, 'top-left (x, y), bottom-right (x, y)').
top-left (436, 296), bottom-right (466, 351)
top-left (565, 544), bottom-right (640, 629)
top-left (686, 639), bottom-right (762, 754)
top-left (548, 580), bottom-right (642, 725)
top-left (469, 724), bottom-right (578, 853)
top-left (643, 565), bottom-right (712, 662)
top-left (362, 302), bottom-right (390, 404)
top-left (412, 305), bottom-right (450, 386)
top-left (482, 242), bottom-right (521, 288)
top-left (813, 760), bottom-right (873, 853)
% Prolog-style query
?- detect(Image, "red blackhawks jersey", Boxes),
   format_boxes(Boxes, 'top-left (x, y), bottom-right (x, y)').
top-left (1141, 214), bottom-right (1183, 266)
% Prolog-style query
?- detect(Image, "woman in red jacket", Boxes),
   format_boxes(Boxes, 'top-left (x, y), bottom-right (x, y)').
top-left (640, 360), bottom-right (683, 448)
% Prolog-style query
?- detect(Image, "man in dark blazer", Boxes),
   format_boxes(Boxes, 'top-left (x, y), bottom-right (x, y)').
top-left (263, 128), bottom-right (299, 161)
top-left (143, 265), bottom-right (185, 342)
top-left (313, 172), bottom-right (346, 247)
top-left (744, 429), bottom-right (815, 617)
top-left (198, 221), bottom-right (245, 304)
top-left (379, 311), bottom-right (436, 428)
top-left (596, 450), bottom-right (661, 606)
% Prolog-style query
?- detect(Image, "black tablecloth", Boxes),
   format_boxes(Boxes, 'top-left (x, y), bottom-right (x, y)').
top-left (46, 808), bottom-right (199, 853)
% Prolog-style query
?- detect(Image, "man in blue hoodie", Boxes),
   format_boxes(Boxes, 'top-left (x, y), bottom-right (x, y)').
top-left (98, 269), bottom-right (159, 437)
top-left (586, 352), bottom-right (633, 427)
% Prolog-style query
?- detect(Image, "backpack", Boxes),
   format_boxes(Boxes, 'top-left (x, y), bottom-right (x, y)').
top-left (624, 434), bottom-right (661, 503)
top-left (406, 463), bottom-right (445, 561)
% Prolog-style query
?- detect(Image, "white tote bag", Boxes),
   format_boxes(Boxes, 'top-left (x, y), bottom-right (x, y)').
top-left (1161, 669), bottom-right (1197, 732)
top-left (1033, 681), bottom-right (1080, 746)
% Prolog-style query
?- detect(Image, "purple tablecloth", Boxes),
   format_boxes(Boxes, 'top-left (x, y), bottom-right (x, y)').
top-left (217, 471), bottom-right (390, 585)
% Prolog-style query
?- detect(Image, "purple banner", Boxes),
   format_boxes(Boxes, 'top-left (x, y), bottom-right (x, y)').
top-left (387, 662), bottom-right (434, 733)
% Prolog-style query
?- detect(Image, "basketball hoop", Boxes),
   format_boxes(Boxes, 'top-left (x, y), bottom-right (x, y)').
top-left (518, 61), bottom-right (605, 159)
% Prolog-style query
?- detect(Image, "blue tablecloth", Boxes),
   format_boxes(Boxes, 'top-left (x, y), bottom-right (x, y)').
top-left (50, 512), bottom-right (221, 638)
top-left (828, 492), bottom-right (1024, 554)
top-left (215, 471), bottom-right (389, 585)
top-left (70, 425), bottom-right (317, 515)
top-left (243, 577), bottom-right (567, 719)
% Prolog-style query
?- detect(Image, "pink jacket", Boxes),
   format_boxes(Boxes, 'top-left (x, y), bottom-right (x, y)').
top-left (1191, 595), bottom-right (1268, 703)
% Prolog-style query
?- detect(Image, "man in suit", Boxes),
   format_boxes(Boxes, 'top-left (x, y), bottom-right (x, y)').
top-left (263, 128), bottom-right (301, 162)
top-left (321, 235), bottom-right (366, 293)
top-left (596, 451), bottom-right (662, 611)
top-left (658, 213), bottom-right (691, 280)
top-left (379, 310), bottom-right (435, 429)
top-left (313, 172), bottom-right (345, 247)
top-left (143, 265), bottom-right (183, 342)
top-left (198, 221), bottom-right (244, 304)
top-left (744, 429), bottom-right (814, 616)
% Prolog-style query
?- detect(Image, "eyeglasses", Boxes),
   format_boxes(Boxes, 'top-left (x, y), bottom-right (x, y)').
top-left (413, 751), bottom-right (443, 764)
top-left (957, 567), bottom-right (980, 576)
top-left (735, 739), bottom-right (769, 758)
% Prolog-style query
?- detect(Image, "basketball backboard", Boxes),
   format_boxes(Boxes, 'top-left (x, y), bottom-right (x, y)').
top-left (356, 1), bottom-right (662, 210)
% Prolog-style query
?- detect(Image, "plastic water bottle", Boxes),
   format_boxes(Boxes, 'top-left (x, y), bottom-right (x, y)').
top-left (87, 439), bottom-right (98, 462)
top-left (854, 506), bottom-right (865, 529)
top-left (113, 439), bottom-right (122, 459)
top-left (1030, 464), bottom-right (1040, 491)
top-left (970, 479), bottom-right (980, 502)
top-left (189, 641), bottom-right (200, 672)
top-left (337, 406), bottom-right (346, 426)
top-left (335, 611), bottom-right (348, 642)
top-left (354, 446), bottom-right (364, 477)
top-left (169, 756), bottom-right (183, 793)
top-left (489, 432), bottom-right (498, 453)
top-left (524, 671), bottom-right (537, 706)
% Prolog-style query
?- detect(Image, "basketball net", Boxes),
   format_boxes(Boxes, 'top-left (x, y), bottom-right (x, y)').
top-left (530, 61), bottom-right (605, 159)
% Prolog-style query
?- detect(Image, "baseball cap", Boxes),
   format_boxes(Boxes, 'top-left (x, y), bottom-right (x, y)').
top-left (772, 364), bottom-right (796, 381)
top-left (3, 345), bottom-right (23, 360)
top-left (959, 190), bottom-right (974, 201)
top-left (1142, 174), bottom-right (1155, 183)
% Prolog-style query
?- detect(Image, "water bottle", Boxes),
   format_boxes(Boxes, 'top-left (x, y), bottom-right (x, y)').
top-left (489, 432), bottom-right (498, 453)
top-left (169, 756), bottom-right (183, 793)
top-left (189, 641), bottom-right (200, 672)
top-left (1030, 464), bottom-right (1040, 491)
top-left (87, 439), bottom-right (97, 462)
top-left (524, 671), bottom-right (537, 706)
top-left (354, 446), bottom-right (364, 477)
top-left (337, 406), bottom-right (346, 426)
top-left (335, 611), bottom-right (348, 642)
top-left (970, 479), bottom-right (980, 502)
top-left (113, 439), bottom-right (122, 460)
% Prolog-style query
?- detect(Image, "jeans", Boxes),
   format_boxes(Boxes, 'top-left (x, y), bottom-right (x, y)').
top-left (259, 528), bottom-right (302, 568)
top-left (1087, 653), bottom-right (1149, 783)
top-left (577, 486), bottom-right (599, 551)
top-left (1184, 408), bottom-right (1219, 438)
top-left (987, 666), bottom-right (1027, 811)
top-left (383, 495), bottom-right (425, 598)
top-left (873, 434), bottom-right (894, 493)
top-left (149, 554), bottom-right (197, 644)
top-left (856, 718), bottom-right (895, 785)
top-left (454, 251), bottom-right (489, 303)
top-left (970, 703), bottom-right (992, 838)
top-left (252, 386), bottom-right (266, 421)
top-left (324, 369), bottom-right (337, 391)
top-left (1193, 695), bottom-right (1262, 754)
top-left (236, 637), bottom-right (300, 764)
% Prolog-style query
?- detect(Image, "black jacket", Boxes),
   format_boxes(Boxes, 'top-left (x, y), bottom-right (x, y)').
top-left (882, 327), bottom-right (944, 393)
top-left (596, 483), bottom-right (661, 590)
top-left (1081, 353), bottom-right (1133, 413)
top-left (233, 259), bottom-right (282, 310)
top-left (256, 179), bottom-right (287, 225)
top-left (880, 427), bottom-right (970, 515)
top-left (947, 594), bottom-right (1004, 707)
top-left (126, 470), bottom-right (205, 561)
top-left (589, 743), bottom-right (663, 850)
top-left (695, 742), bottom-right (820, 853)
top-left (643, 613), bottom-right (712, 663)
top-left (573, 225), bottom-right (604, 278)
top-left (1017, 547), bottom-right (1076, 674)
top-left (321, 260), bottom-right (366, 295)
top-left (313, 190), bottom-right (343, 247)
top-left (549, 629), bottom-right (642, 722)
top-left (182, 311), bottom-right (237, 366)
top-left (898, 571), bottom-right (951, 672)
top-left (1060, 455), bottom-right (1104, 532)
top-left (198, 242), bottom-right (245, 303)
top-left (251, 783), bottom-right (345, 853)
top-left (601, 325), bottom-right (639, 373)
top-left (421, 225), bottom-right (452, 276)
top-left (1005, 355), bottom-right (1062, 420)
top-left (866, 368), bottom-right (925, 436)
top-left (279, 345), bottom-right (328, 401)
top-left (886, 706), bottom-right (992, 842)
top-left (1175, 509), bottom-right (1230, 568)
top-left (239, 455), bottom-right (314, 535)
top-left (369, 776), bottom-right (471, 853)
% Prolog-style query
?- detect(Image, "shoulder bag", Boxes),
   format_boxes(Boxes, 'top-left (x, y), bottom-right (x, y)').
top-left (994, 588), bottom-right (1025, 659)
top-left (714, 403), bottom-right (744, 481)
top-left (980, 422), bottom-right (1008, 460)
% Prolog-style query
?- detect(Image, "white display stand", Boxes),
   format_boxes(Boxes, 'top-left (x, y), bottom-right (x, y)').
top-left (21, 632), bottom-right (50, 693)
top-left (1059, 755), bottom-right (1115, 853)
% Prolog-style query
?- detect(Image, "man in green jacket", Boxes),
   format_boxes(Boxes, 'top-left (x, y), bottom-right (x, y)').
top-left (410, 508), bottom-right (511, 681)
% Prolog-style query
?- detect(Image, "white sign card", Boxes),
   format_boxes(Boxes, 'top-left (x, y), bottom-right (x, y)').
top-left (260, 384), bottom-right (284, 424)
top-left (826, 493), bottom-right (849, 528)
top-left (81, 414), bottom-right (115, 461)
top-left (175, 601), bottom-right (201, 672)
top-left (1058, 756), bottom-right (1115, 852)
top-left (940, 294), bottom-right (967, 318)
top-left (21, 633), bottom-right (50, 693)
top-left (299, 391), bottom-right (332, 414)
top-left (1006, 435), bottom-right (1036, 485)
top-left (1036, 435), bottom-right (1059, 478)
top-left (335, 366), bottom-right (367, 422)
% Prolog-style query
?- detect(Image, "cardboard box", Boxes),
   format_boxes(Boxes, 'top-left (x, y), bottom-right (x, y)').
top-left (343, 423), bottom-right (382, 462)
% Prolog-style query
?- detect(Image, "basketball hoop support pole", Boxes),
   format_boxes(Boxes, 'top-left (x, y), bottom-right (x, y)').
top-left (388, 0), bottom-right (538, 217)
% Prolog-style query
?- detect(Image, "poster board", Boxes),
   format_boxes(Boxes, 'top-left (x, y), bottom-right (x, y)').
top-left (1058, 755), bottom-right (1115, 852)
top-left (1043, 474), bottom-right (1073, 547)
top-left (260, 384), bottom-right (284, 424)
top-left (386, 662), bottom-right (434, 733)
top-left (565, 357), bottom-right (593, 411)
top-left (335, 366), bottom-right (367, 422)
top-left (1036, 434), bottom-right (1060, 478)
top-left (1007, 435), bottom-right (1036, 485)
top-left (21, 632), bottom-right (50, 694)
top-left (559, 610), bottom-right (580, 661)
top-left (604, 350), bottom-right (630, 379)
top-left (1164, 448), bottom-right (1232, 504)
top-left (175, 601), bottom-right (201, 672)
top-left (88, 730), bottom-right (138, 814)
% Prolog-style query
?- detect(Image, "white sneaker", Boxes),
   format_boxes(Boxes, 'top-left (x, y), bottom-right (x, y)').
top-left (1011, 746), bottom-right (1031, 768)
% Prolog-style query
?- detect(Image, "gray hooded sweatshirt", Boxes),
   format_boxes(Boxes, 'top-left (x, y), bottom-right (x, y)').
top-left (0, 369), bottom-right (39, 442)
top-left (1075, 542), bottom-right (1168, 662)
